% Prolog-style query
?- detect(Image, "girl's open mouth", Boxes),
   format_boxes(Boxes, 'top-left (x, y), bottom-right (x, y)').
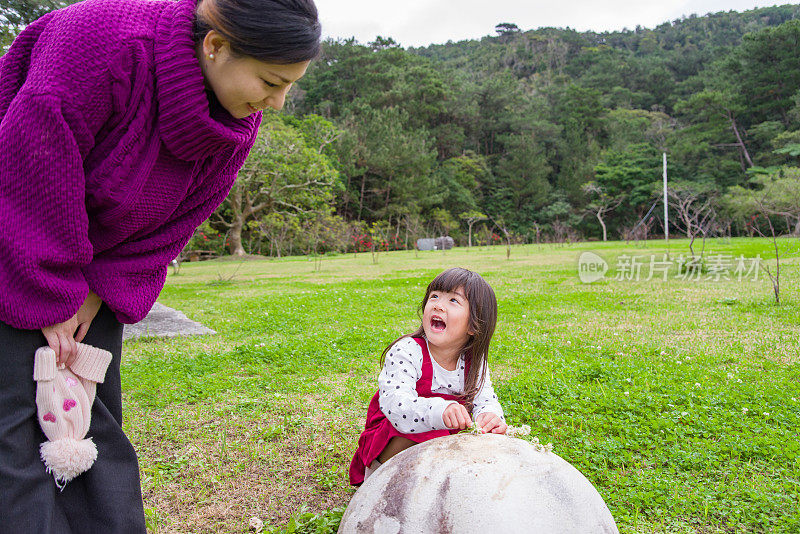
top-left (430, 316), bottom-right (446, 332)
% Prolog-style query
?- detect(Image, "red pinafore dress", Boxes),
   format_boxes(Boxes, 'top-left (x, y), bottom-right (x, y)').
top-left (348, 337), bottom-right (471, 485)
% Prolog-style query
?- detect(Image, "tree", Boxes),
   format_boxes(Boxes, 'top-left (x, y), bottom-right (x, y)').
top-left (593, 143), bottom-right (662, 233)
top-left (667, 181), bottom-right (718, 258)
top-left (217, 113), bottom-right (340, 256)
top-left (431, 152), bottom-right (486, 218)
top-left (334, 105), bottom-right (436, 223)
top-left (724, 167), bottom-right (800, 235)
top-left (486, 130), bottom-right (552, 232)
top-left (729, 20), bottom-right (800, 126)
top-left (1, 0), bottom-right (81, 51)
top-left (581, 182), bottom-right (624, 241)
top-left (1, 0), bottom-right (79, 26)
top-left (257, 212), bottom-right (300, 258)
top-left (459, 211), bottom-right (487, 248)
top-left (722, 168), bottom-right (800, 304)
top-left (603, 109), bottom-right (674, 152)
top-left (675, 90), bottom-right (754, 172)
top-left (495, 22), bottom-right (520, 36)
top-left (487, 215), bottom-right (513, 259)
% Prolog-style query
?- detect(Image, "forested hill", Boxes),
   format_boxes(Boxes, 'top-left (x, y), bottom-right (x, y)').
top-left (288, 2), bottom-right (800, 247)
top-left (416, 5), bottom-right (800, 79)
top-left (411, 5), bottom-right (800, 114)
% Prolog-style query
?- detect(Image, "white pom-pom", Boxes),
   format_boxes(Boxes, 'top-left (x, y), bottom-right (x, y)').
top-left (40, 438), bottom-right (98, 488)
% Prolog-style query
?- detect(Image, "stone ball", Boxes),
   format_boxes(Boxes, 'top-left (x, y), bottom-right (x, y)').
top-left (339, 434), bottom-right (618, 534)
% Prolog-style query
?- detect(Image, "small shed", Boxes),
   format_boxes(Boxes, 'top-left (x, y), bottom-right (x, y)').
top-left (416, 236), bottom-right (455, 251)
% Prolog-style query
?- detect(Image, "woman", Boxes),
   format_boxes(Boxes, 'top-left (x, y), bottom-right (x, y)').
top-left (0, 0), bottom-right (320, 531)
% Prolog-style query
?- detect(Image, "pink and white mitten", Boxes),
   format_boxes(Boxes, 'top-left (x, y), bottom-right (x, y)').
top-left (33, 344), bottom-right (112, 488)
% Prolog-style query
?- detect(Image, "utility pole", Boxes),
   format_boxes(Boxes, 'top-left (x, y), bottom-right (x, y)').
top-left (663, 152), bottom-right (669, 246)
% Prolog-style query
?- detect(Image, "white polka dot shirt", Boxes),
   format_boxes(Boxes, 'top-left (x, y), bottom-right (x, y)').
top-left (377, 337), bottom-right (505, 434)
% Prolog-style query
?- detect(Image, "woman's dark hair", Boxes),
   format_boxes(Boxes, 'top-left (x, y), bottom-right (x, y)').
top-left (381, 268), bottom-right (498, 410)
top-left (193, 0), bottom-right (321, 63)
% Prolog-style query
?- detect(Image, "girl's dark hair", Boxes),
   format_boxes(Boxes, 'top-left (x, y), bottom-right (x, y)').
top-left (193, 0), bottom-right (321, 63)
top-left (382, 268), bottom-right (498, 411)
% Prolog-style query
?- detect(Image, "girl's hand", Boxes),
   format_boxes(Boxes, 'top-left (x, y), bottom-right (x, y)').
top-left (476, 412), bottom-right (507, 434)
top-left (443, 402), bottom-right (472, 430)
top-left (41, 291), bottom-right (102, 367)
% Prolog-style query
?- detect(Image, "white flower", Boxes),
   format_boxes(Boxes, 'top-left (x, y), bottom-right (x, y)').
top-left (566, 341), bottom-right (571, 345)
top-left (681, 411), bottom-right (688, 416)
top-left (676, 360), bottom-right (682, 365)
top-left (792, 398), bottom-right (798, 402)
top-left (506, 424), bottom-right (531, 437)
top-left (522, 314), bottom-right (527, 318)
top-left (624, 391), bottom-right (630, 396)
top-left (736, 379), bottom-right (742, 383)
top-left (660, 350), bottom-right (666, 355)
top-left (742, 408), bottom-right (748, 414)
top-left (763, 412), bottom-right (770, 417)
top-left (694, 382), bottom-right (701, 387)
top-left (528, 435), bottom-right (553, 453)
top-left (625, 378), bottom-right (632, 383)
top-left (249, 517), bottom-right (264, 532)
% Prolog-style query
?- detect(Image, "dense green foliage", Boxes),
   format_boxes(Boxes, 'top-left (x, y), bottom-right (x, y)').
top-left (284, 4), bottom-right (800, 248)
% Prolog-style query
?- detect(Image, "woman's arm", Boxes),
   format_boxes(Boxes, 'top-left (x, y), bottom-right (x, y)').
top-left (0, 92), bottom-right (97, 330)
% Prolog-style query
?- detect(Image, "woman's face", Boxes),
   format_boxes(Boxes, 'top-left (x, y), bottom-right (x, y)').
top-left (199, 31), bottom-right (310, 119)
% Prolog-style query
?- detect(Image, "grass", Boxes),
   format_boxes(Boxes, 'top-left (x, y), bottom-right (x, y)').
top-left (121, 237), bottom-right (800, 533)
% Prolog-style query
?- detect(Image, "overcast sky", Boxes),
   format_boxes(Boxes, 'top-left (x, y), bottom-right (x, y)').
top-left (316, 1), bottom-right (800, 48)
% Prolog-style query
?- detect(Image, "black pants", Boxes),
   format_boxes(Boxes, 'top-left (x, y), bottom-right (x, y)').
top-left (0, 305), bottom-right (146, 533)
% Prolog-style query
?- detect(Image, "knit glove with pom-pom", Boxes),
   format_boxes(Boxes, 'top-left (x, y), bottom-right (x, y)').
top-left (33, 344), bottom-right (112, 489)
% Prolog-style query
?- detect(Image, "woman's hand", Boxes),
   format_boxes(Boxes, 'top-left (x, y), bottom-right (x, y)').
top-left (476, 412), bottom-right (507, 434)
top-left (443, 402), bottom-right (472, 430)
top-left (41, 291), bottom-right (102, 367)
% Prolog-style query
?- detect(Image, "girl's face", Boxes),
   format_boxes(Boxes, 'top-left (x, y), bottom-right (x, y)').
top-left (199, 31), bottom-right (310, 119)
top-left (422, 287), bottom-right (473, 354)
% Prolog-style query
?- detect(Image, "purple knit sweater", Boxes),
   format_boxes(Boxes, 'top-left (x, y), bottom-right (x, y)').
top-left (0, 0), bottom-right (260, 329)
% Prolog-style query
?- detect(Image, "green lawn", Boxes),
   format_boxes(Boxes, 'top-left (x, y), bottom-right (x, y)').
top-left (122, 238), bottom-right (800, 533)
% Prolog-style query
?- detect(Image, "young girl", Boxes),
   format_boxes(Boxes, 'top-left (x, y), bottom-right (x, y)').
top-left (349, 267), bottom-right (507, 485)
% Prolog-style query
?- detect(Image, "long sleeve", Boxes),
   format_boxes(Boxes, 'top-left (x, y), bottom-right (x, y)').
top-left (378, 338), bottom-right (454, 434)
top-left (471, 366), bottom-right (505, 422)
top-left (0, 92), bottom-right (98, 328)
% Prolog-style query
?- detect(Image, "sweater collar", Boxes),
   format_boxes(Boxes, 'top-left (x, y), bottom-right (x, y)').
top-left (153, 0), bottom-right (260, 161)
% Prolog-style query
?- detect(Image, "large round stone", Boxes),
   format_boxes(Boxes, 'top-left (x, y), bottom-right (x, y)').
top-left (339, 434), bottom-right (618, 534)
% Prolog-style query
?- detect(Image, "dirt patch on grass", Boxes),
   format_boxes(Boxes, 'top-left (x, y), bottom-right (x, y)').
top-left (128, 386), bottom-right (360, 533)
